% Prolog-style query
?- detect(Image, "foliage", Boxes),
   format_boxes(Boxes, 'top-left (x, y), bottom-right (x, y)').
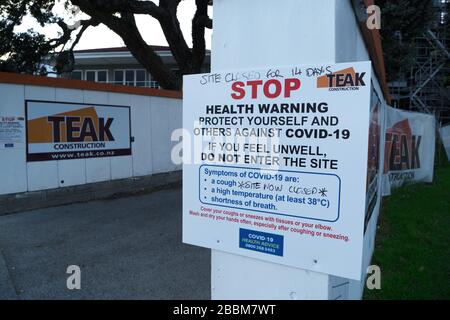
top-left (0, 0), bottom-right (211, 89)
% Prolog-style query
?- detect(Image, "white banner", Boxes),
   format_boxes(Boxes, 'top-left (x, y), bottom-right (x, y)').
top-left (382, 107), bottom-right (436, 196)
top-left (440, 125), bottom-right (450, 161)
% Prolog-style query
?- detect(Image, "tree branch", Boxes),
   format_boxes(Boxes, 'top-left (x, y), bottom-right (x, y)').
top-left (157, 0), bottom-right (192, 71)
top-left (81, 0), bottom-right (164, 19)
top-left (204, 16), bottom-right (213, 29)
top-left (69, 0), bottom-right (210, 89)
top-left (69, 19), bottom-right (97, 51)
top-left (74, 2), bottom-right (180, 89)
top-left (191, 0), bottom-right (209, 72)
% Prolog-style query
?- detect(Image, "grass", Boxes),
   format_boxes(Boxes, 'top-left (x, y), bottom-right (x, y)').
top-left (364, 150), bottom-right (450, 300)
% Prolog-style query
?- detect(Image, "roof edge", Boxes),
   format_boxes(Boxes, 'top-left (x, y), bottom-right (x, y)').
top-left (352, 0), bottom-right (391, 103)
top-left (0, 72), bottom-right (182, 99)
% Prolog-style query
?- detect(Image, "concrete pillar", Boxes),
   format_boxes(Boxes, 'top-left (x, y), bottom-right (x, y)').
top-left (210, 0), bottom-right (376, 300)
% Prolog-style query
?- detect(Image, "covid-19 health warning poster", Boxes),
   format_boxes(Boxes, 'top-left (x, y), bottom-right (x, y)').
top-left (183, 61), bottom-right (374, 280)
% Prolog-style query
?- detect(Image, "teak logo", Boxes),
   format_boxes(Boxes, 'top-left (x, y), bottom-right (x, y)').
top-left (28, 107), bottom-right (114, 144)
top-left (384, 119), bottom-right (421, 172)
top-left (317, 67), bottom-right (366, 91)
top-left (26, 101), bottom-right (131, 162)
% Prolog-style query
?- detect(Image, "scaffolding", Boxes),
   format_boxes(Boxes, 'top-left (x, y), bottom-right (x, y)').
top-left (389, 0), bottom-right (450, 125)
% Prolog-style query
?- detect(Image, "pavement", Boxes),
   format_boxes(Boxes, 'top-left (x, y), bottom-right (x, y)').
top-left (0, 187), bottom-right (210, 300)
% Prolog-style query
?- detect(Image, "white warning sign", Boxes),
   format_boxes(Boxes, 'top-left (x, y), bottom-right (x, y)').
top-left (183, 61), bottom-right (374, 280)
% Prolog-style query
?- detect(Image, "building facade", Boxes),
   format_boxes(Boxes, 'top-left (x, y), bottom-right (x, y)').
top-left (64, 46), bottom-right (211, 89)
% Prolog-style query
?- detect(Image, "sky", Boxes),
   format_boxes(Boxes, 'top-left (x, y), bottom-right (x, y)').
top-left (15, 0), bottom-right (213, 50)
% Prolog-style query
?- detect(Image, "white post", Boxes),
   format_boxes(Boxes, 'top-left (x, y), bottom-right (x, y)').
top-left (210, 0), bottom-right (377, 300)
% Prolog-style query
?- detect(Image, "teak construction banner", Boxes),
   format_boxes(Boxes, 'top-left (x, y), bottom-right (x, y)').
top-left (382, 106), bottom-right (435, 196)
top-left (26, 101), bottom-right (131, 162)
top-left (183, 61), bottom-right (376, 280)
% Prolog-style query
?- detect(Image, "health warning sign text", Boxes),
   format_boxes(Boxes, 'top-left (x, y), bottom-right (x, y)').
top-left (200, 165), bottom-right (340, 222)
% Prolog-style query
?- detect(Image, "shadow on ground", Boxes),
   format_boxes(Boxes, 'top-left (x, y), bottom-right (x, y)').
top-left (0, 188), bottom-right (210, 299)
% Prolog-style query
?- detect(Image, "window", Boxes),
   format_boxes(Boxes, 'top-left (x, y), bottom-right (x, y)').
top-left (149, 73), bottom-right (160, 89)
top-left (114, 69), bottom-right (149, 87)
top-left (136, 70), bottom-right (146, 87)
top-left (114, 70), bottom-right (124, 85)
top-left (125, 70), bottom-right (135, 86)
top-left (71, 70), bottom-right (83, 80)
top-left (149, 80), bottom-right (160, 89)
top-left (85, 70), bottom-right (108, 83)
top-left (86, 71), bottom-right (96, 82)
top-left (97, 71), bottom-right (107, 83)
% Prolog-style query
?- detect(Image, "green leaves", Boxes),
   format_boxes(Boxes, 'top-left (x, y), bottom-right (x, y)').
top-left (0, 22), bottom-right (51, 74)
top-left (0, 0), bottom-right (59, 74)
